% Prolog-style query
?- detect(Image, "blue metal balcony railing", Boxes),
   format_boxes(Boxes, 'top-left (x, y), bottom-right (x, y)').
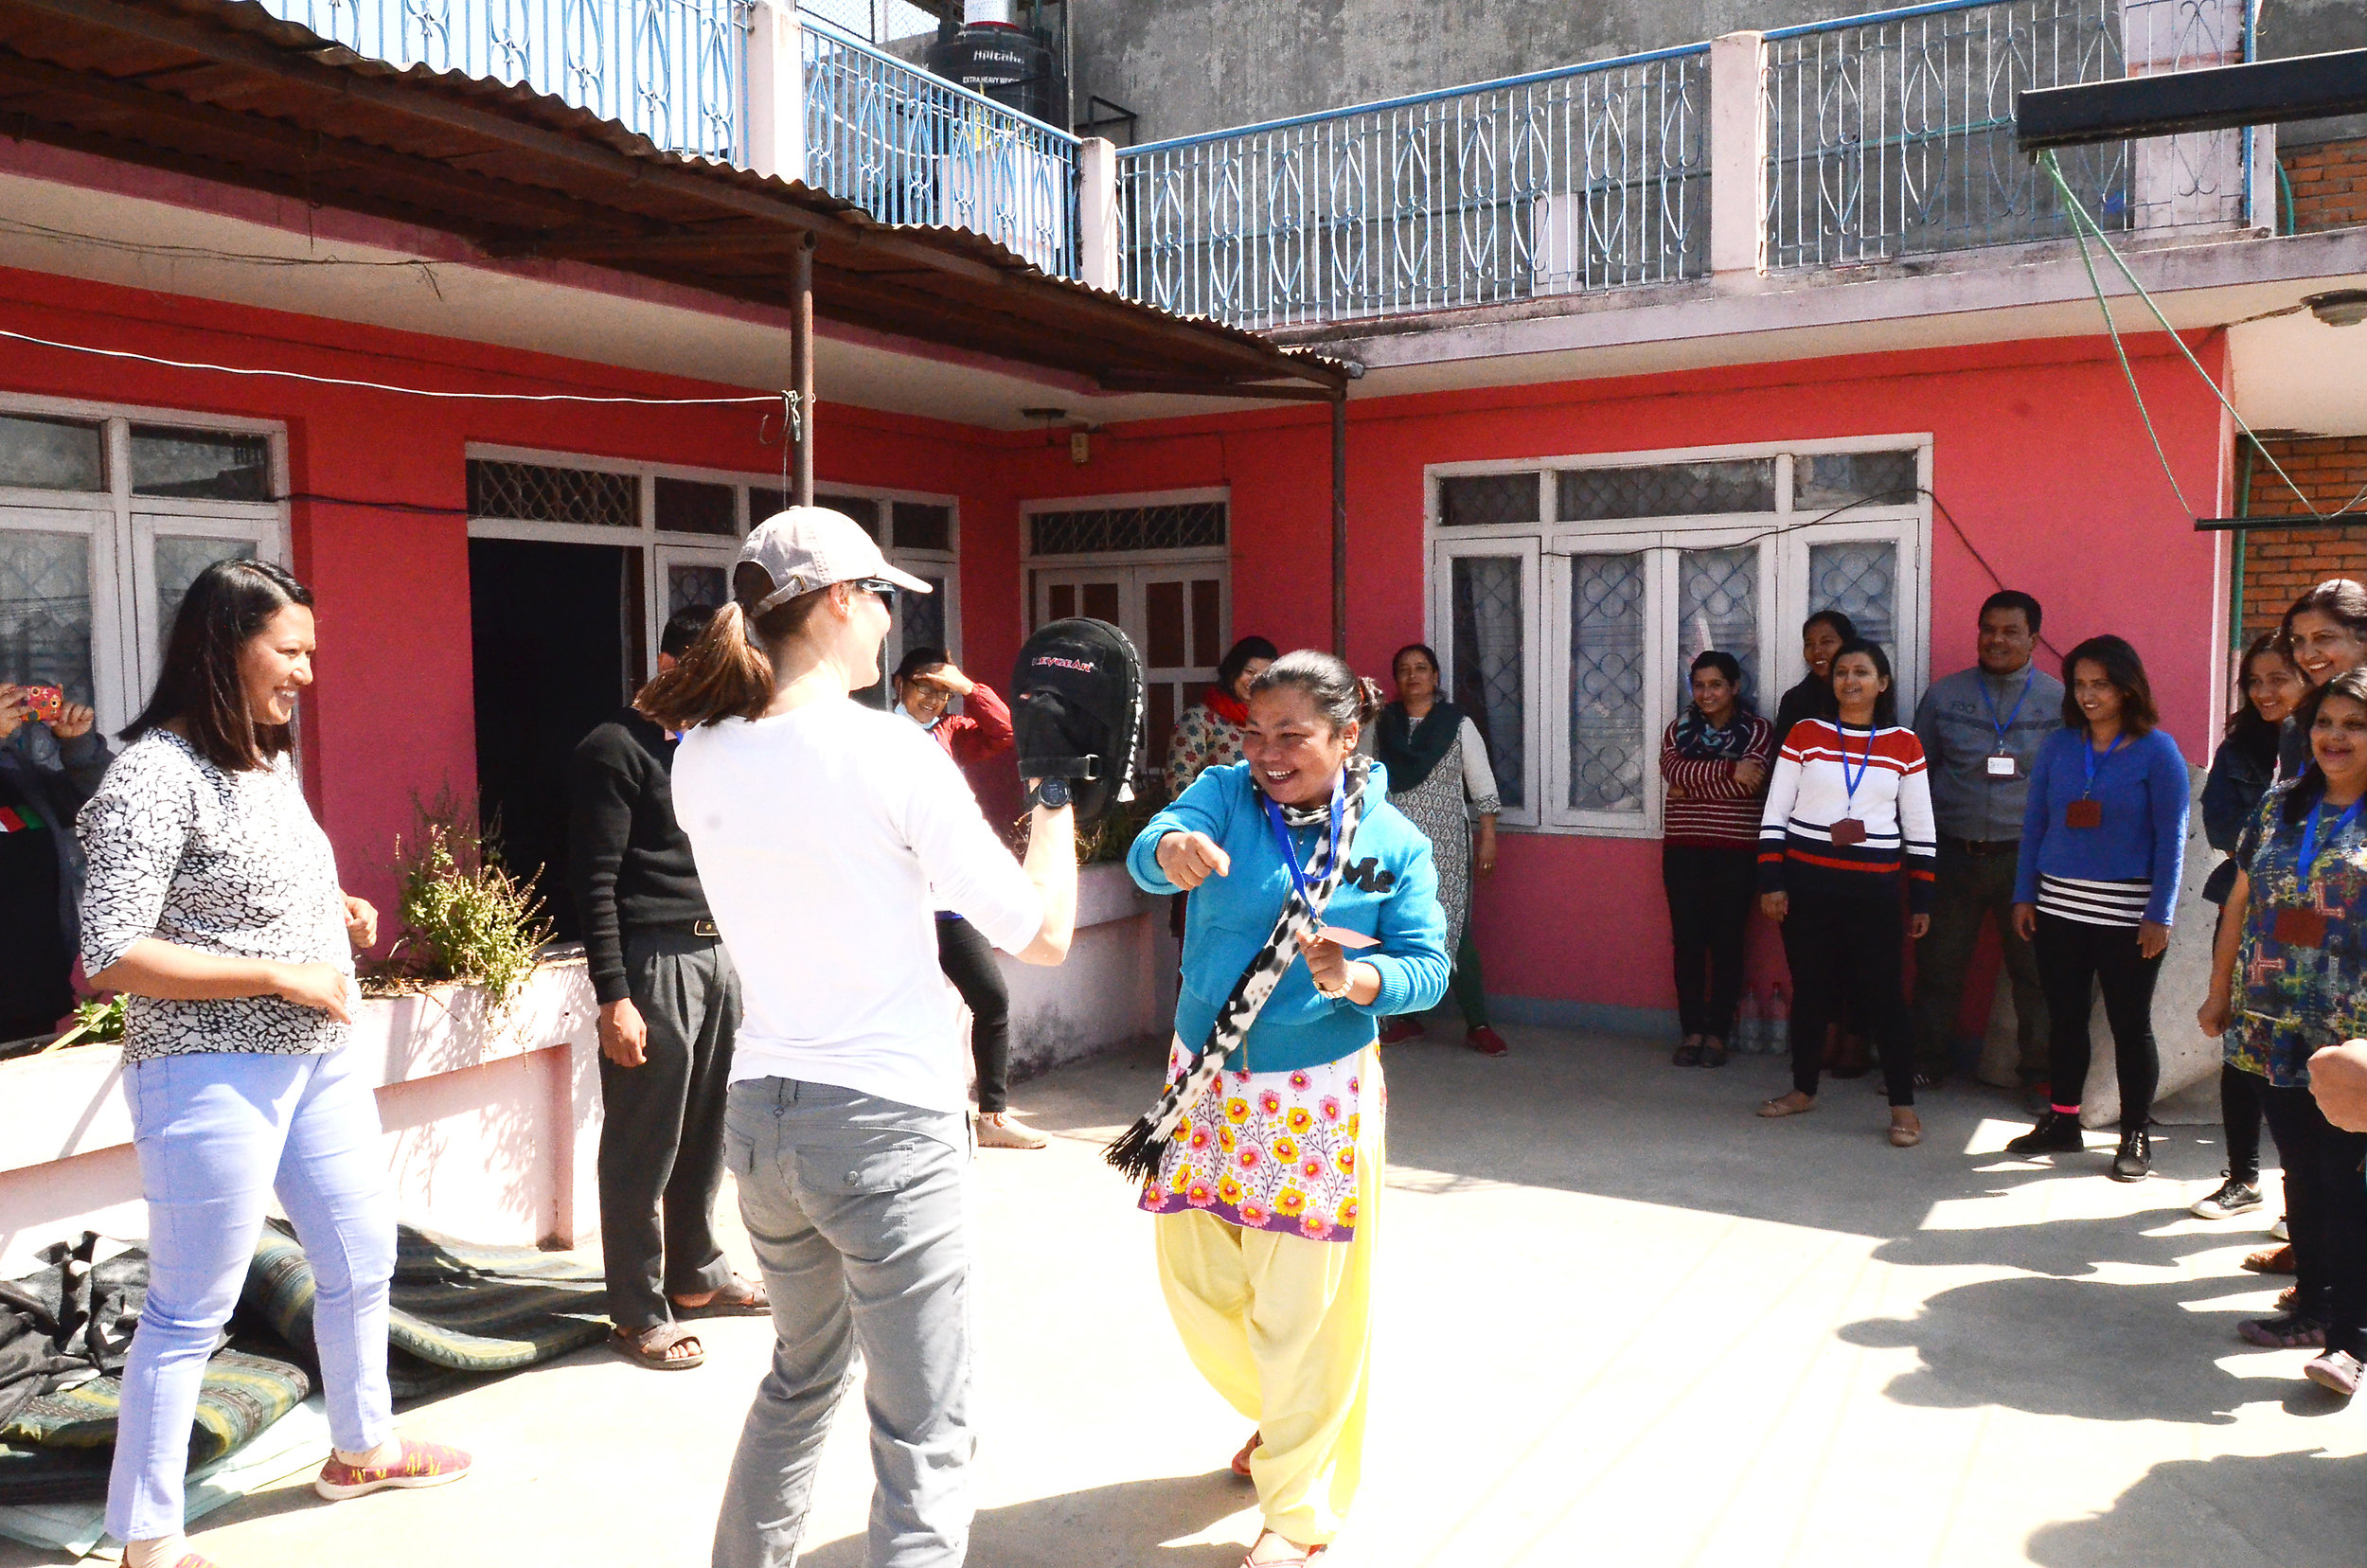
top-left (1112, 45), bottom-right (1712, 330)
top-left (1762, 0), bottom-right (2251, 268)
top-left (799, 21), bottom-right (1082, 279)
top-left (258, 0), bottom-right (751, 163)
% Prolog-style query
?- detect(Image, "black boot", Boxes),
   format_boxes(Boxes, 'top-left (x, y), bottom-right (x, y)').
top-left (2005, 1110), bottom-right (2085, 1155)
top-left (2110, 1126), bottom-right (2154, 1182)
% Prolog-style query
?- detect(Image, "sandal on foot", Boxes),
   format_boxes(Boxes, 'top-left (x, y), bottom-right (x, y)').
top-left (1672, 1035), bottom-right (1702, 1067)
top-left (1890, 1112), bottom-right (1923, 1149)
top-left (673, 1274), bottom-right (769, 1317)
top-left (977, 1113), bottom-right (1049, 1150)
top-left (611, 1321), bottom-right (705, 1369)
top-left (1229, 1431), bottom-right (1261, 1479)
top-left (1241, 1532), bottom-right (1326, 1567)
top-left (1758, 1094), bottom-right (1816, 1118)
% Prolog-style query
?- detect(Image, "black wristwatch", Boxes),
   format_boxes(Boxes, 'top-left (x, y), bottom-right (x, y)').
top-left (1030, 776), bottom-right (1073, 811)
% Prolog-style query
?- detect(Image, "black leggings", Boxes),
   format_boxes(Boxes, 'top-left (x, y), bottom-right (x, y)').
top-left (935, 916), bottom-right (1012, 1114)
top-left (1779, 889), bottom-right (1915, 1107)
top-left (2256, 1079), bottom-right (2367, 1355)
top-left (2033, 912), bottom-right (2163, 1131)
top-left (1663, 844), bottom-right (1755, 1040)
top-left (2222, 1063), bottom-right (2264, 1183)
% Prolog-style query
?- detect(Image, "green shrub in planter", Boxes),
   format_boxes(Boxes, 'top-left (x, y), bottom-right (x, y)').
top-left (366, 793), bottom-right (553, 1022)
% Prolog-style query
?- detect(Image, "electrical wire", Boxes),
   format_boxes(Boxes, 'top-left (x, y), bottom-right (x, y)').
top-left (0, 214), bottom-right (453, 291)
top-left (0, 324), bottom-right (780, 406)
top-left (2040, 151), bottom-right (2324, 520)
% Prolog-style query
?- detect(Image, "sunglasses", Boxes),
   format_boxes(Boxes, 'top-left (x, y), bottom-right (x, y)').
top-left (848, 578), bottom-right (900, 607)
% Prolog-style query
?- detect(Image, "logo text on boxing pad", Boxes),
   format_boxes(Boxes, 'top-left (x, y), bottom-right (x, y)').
top-left (1031, 655), bottom-right (1097, 673)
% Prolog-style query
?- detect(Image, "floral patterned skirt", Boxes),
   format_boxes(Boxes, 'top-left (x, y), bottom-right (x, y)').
top-left (1139, 1042), bottom-right (1379, 1243)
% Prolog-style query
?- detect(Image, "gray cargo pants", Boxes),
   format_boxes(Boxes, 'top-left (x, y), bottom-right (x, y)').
top-left (712, 1078), bottom-right (974, 1568)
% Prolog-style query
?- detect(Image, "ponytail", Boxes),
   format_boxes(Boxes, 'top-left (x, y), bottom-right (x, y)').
top-left (637, 561), bottom-right (829, 730)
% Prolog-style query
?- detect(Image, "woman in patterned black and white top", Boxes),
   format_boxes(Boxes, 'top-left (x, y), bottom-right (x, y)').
top-left (79, 561), bottom-right (470, 1568)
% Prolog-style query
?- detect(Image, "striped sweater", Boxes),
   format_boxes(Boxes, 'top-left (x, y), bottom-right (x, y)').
top-left (1757, 719), bottom-right (1938, 913)
top-left (1660, 713), bottom-right (1777, 849)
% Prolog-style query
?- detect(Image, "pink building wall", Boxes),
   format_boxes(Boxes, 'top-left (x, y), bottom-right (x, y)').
top-left (0, 259), bottom-right (2232, 1025)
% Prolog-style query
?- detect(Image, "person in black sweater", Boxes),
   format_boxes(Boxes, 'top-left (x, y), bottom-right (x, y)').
top-left (568, 605), bottom-right (765, 1369)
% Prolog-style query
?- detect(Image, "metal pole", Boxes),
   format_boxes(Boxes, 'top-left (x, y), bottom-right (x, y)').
top-left (1330, 392), bottom-right (1347, 658)
top-left (792, 233), bottom-right (816, 507)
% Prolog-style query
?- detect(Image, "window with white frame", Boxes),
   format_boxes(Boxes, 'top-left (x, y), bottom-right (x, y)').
top-left (465, 449), bottom-right (959, 687)
top-left (1427, 441), bottom-right (1929, 836)
top-left (0, 400), bottom-right (288, 736)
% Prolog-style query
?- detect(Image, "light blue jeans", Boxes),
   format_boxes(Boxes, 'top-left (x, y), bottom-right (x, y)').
top-left (107, 1047), bottom-right (397, 1542)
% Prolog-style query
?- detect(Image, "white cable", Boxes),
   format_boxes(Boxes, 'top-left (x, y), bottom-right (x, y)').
top-left (0, 324), bottom-right (778, 405)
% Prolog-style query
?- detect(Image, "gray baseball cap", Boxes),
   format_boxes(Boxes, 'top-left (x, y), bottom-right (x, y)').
top-left (742, 506), bottom-right (933, 612)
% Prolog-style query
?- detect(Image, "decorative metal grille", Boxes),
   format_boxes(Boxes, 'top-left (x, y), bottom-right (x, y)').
top-left (1566, 554), bottom-right (1645, 812)
top-left (1809, 542), bottom-right (1899, 652)
top-left (1449, 555), bottom-right (1525, 811)
top-left (0, 529), bottom-right (94, 705)
top-left (802, 23), bottom-right (1080, 278)
top-left (129, 427), bottom-right (272, 502)
top-left (1761, 0), bottom-right (2249, 268)
top-left (1116, 44), bottom-right (1709, 330)
top-left (467, 459), bottom-right (639, 527)
top-left (1795, 451), bottom-right (1919, 511)
top-left (1677, 546), bottom-right (1760, 712)
top-left (153, 538), bottom-right (259, 654)
top-left (1557, 459), bottom-right (1774, 521)
top-left (1029, 504), bottom-right (1227, 557)
top-left (668, 562), bottom-right (728, 616)
top-left (900, 573), bottom-right (948, 653)
top-left (1438, 472), bottom-right (1540, 528)
top-left (255, 0), bottom-right (750, 161)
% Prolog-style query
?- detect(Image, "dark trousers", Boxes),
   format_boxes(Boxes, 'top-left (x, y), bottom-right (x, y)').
top-left (2221, 1063), bottom-right (2264, 1183)
top-left (936, 915), bottom-right (1012, 1114)
top-left (2255, 1079), bottom-right (2367, 1355)
top-left (1780, 890), bottom-right (1915, 1107)
top-left (597, 929), bottom-right (740, 1333)
top-left (2032, 913), bottom-right (2163, 1131)
top-left (1911, 842), bottom-right (2048, 1079)
top-left (1447, 927), bottom-right (1489, 1028)
top-left (1662, 844), bottom-right (1755, 1040)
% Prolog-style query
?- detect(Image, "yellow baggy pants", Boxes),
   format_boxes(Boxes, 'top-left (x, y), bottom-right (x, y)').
top-left (1152, 1046), bottom-right (1383, 1548)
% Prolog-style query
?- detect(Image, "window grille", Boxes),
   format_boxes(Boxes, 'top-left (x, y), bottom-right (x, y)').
top-left (1566, 554), bottom-right (1646, 811)
top-left (1557, 460), bottom-right (1774, 521)
top-left (1450, 555), bottom-right (1526, 811)
top-left (131, 427), bottom-right (272, 502)
top-left (0, 414), bottom-right (103, 491)
top-left (1809, 543), bottom-right (1900, 651)
top-left (893, 502), bottom-right (953, 552)
top-left (1795, 452), bottom-right (1919, 511)
top-left (655, 477), bottom-right (738, 536)
top-left (1438, 473), bottom-right (1540, 528)
top-left (467, 460), bottom-right (638, 527)
top-left (1676, 547), bottom-right (1761, 711)
top-left (1030, 503), bottom-right (1226, 556)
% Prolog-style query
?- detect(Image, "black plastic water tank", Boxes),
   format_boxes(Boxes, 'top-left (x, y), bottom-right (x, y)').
top-left (925, 22), bottom-right (1061, 126)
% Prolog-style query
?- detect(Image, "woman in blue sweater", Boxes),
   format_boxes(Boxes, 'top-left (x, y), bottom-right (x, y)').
top-left (2007, 634), bottom-right (2190, 1179)
top-left (1126, 650), bottom-right (1449, 1568)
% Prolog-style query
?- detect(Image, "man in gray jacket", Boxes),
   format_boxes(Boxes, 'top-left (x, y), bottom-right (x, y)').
top-left (1910, 591), bottom-right (2061, 1092)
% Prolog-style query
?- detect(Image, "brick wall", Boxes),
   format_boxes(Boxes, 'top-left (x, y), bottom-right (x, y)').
top-left (2279, 137), bottom-right (2367, 233)
top-left (2239, 435), bottom-right (2367, 643)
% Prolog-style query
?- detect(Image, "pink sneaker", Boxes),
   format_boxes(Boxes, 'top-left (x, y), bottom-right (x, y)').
top-left (314, 1437), bottom-right (473, 1501)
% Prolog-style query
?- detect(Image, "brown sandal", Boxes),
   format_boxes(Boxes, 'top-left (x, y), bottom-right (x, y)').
top-left (1230, 1431), bottom-right (1261, 1478)
top-left (673, 1274), bottom-right (770, 1317)
top-left (611, 1321), bottom-right (704, 1369)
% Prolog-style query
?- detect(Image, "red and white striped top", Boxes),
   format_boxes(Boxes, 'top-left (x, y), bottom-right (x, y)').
top-left (1757, 719), bottom-right (1938, 912)
top-left (1659, 714), bottom-right (1777, 849)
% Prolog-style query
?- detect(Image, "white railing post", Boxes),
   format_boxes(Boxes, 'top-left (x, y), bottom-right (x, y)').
top-left (745, 0), bottom-right (805, 182)
top-left (1708, 30), bottom-right (1766, 280)
top-left (1077, 136), bottom-right (1120, 291)
top-left (2125, 0), bottom-right (2248, 232)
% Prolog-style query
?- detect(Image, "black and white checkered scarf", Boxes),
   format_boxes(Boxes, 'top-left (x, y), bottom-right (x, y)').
top-left (1104, 757), bottom-right (1370, 1183)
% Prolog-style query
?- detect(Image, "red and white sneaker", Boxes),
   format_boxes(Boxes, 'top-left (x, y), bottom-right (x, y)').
top-left (314, 1437), bottom-right (473, 1501)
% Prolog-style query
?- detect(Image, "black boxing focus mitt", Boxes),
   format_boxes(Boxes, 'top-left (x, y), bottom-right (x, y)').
top-left (1010, 617), bottom-right (1145, 824)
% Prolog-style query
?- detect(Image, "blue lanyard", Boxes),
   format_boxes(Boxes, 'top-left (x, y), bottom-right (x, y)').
top-left (1261, 769), bottom-right (1344, 908)
top-left (2081, 731), bottom-right (2127, 798)
top-left (1838, 722), bottom-right (1875, 809)
top-left (1978, 672), bottom-right (2033, 749)
top-left (2299, 796), bottom-right (2365, 880)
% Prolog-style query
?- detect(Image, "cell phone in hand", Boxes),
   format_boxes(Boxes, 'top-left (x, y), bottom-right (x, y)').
top-left (20, 686), bottom-right (63, 724)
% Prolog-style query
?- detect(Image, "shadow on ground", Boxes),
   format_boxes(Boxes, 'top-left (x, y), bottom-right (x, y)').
top-left (2026, 1449), bottom-right (2367, 1568)
top-left (795, 1470), bottom-right (1251, 1568)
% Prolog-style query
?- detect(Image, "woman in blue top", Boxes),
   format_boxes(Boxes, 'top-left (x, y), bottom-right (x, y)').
top-left (2006, 635), bottom-right (2190, 1179)
top-left (1126, 650), bottom-right (1449, 1568)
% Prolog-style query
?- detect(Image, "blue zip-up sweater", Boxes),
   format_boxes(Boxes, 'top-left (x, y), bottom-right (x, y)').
top-left (2012, 726), bottom-right (2192, 925)
top-left (1130, 759), bottom-right (1450, 1075)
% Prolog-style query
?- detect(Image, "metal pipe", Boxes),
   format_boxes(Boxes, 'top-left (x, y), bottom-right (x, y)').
top-left (792, 234), bottom-right (816, 507)
top-left (1331, 394), bottom-right (1348, 657)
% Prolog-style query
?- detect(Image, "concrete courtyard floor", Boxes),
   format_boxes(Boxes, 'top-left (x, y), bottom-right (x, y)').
top-left (11, 1022), bottom-right (2367, 1568)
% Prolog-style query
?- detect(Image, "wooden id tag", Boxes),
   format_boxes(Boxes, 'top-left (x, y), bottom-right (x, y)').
top-left (1317, 926), bottom-right (1381, 950)
top-left (2065, 799), bottom-right (2103, 829)
top-left (1829, 818), bottom-right (1868, 846)
top-left (2273, 907), bottom-right (2328, 949)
